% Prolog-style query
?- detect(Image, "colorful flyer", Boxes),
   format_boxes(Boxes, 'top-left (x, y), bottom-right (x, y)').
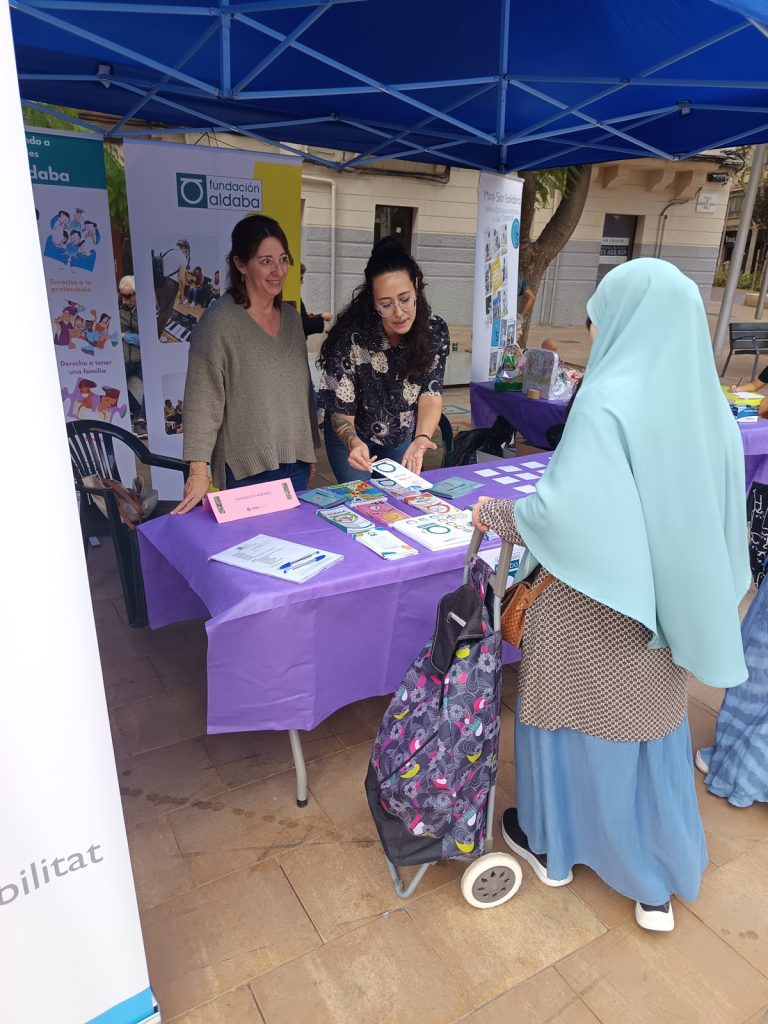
top-left (403, 493), bottom-right (461, 516)
top-left (354, 500), bottom-right (411, 525)
top-left (371, 458), bottom-right (432, 491)
top-left (430, 476), bottom-right (485, 499)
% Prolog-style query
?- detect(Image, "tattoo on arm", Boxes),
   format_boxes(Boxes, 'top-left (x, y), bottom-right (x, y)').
top-left (331, 413), bottom-right (358, 452)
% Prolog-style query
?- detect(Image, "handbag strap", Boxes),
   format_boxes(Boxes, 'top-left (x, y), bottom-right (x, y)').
top-left (101, 478), bottom-right (145, 529)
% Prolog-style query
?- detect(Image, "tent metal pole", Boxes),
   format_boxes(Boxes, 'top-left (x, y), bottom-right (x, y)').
top-left (713, 144), bottom-right (768, 358)
top-left (231, 3), bottom-right (328, 95)
top-left (756, 259), bottom-right (768, 321)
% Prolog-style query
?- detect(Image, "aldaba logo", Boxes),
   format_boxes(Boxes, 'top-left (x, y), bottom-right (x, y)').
top-left (176, 172), bottom-right (262, 211)
top-left (30, 163), bottom-right (70, 183)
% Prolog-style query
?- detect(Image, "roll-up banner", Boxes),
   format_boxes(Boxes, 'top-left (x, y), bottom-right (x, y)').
top-left (471, 172), bottom-right (524, 382)
top-left (123, 140), bottom-right (302, 498)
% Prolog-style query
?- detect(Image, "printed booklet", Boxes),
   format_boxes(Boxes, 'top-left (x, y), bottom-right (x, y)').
top-left (210, 535), bottom-right (342, 583)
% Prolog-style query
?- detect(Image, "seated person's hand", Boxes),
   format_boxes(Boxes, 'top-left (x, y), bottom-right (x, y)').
top-left (471, 496), bottom-right (492, 533)
top-left (171, 471), bottom-right (209, 514)
top-left (322, 311), bottom-right (333, 322)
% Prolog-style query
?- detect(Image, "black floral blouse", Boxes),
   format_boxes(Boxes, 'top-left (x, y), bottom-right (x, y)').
top-left (318, 315), bottom-right (450, 447)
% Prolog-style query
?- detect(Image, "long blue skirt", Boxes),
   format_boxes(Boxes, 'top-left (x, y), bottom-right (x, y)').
top-left (700, 581), bottom-right (768, 808)
top-left (515, 701), bottom-right (708, 904)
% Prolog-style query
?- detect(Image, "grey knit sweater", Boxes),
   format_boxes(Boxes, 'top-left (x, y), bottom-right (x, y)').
top-left (182, 293), bottom-right (317, 487)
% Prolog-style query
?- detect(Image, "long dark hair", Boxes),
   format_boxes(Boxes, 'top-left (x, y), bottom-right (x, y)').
top-left (319, 236), bottom-right (435, 380)
top-left (226, 215), bottom-right (292, 309)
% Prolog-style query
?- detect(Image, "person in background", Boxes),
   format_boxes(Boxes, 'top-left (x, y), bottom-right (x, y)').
top-left (172, 215), bottom-right (317, 514)
top-left (518, 273), bottom-right (536, 318)
top-left (472, 258), bottom-right (749, 933)
top-left (155, 238), bottom-right (191, 339)
top-left (300, 262), bottom-right (332, 423)
top-left (318, 237), bottom-right (449, 483)
top-left (300, 262), bottom-right (332, 338)
top-left (728, 370), bottom-right (768, 418)
top-left (118, 275), bottom-right (145, 431)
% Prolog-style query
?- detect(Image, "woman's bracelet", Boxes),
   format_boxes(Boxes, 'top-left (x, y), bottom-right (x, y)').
top-left (414, 433), bottom-right (431, 442)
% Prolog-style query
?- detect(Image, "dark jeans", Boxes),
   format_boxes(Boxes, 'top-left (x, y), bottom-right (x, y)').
top-left (323, 418), bottom-right (410, 483)
top-left (225, 462), bottom-right (311, 492)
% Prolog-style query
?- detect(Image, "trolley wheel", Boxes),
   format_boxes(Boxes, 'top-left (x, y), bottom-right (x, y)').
top-left (460, 853), bottom-right (523, 909)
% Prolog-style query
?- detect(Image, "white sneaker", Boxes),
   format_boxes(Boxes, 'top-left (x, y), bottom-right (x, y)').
top-left (695, 749), bottom-right (710, 775)
top-left (635, 900), bottom-right (675, 932)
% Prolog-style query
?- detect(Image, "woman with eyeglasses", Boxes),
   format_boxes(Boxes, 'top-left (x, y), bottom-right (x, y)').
top-left (318, 237), bottom-right (450, 483)
top-left (172, 215), bottom-right (317, 514)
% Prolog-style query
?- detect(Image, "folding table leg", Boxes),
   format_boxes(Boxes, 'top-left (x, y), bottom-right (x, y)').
top-left (288, 729), bottom-right (308, 807)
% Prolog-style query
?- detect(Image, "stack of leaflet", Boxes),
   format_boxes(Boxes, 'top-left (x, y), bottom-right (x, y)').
top-left (403, 493), bottom-right (461, 516)
top-left (430, 476), bottom-right (484, 499)
top-left (299, 481), bottom-right (387, 508)
top-left (317, 505), bottom-right (374, 534)
top-left (210, 535), bottom-right (342, 583)
top-left (355, 528), bottom-right (418, 560)
top-left (371, 459), bottom-right (432, 492)
top-left (354, 499), bottom-right (410, 525)
top-left (394, 511), bottom-right (475, 551)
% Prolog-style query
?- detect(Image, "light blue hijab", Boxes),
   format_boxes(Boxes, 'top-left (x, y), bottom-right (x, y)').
top-left (514, 258), bottom-right (749, 687)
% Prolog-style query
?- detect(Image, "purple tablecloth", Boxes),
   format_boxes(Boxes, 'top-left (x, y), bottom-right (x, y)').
top-left (138, 456), bottom-right (552, 734)
top-left (739, 419), bottom-right (768, 490)
top-left (470, 381), bottom-right (568, 448)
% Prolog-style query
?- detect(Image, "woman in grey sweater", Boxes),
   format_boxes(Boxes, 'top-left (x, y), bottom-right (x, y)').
top-left (172, 216), bottom-right (317, 514)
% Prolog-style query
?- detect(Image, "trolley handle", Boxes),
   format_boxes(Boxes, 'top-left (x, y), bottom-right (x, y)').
top-left (464, 526), bottom-right (515, 596)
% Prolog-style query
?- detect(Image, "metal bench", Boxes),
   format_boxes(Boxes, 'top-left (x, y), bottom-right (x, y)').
top-left (721, 323), bottom-right (768, 379)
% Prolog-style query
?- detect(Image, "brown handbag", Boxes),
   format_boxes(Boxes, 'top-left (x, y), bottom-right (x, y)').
top-left (500, 571), bottom-right (555, 647)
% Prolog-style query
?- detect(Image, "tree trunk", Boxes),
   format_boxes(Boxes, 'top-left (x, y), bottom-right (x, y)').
top-left (518, 165), bottom-right (592, 346)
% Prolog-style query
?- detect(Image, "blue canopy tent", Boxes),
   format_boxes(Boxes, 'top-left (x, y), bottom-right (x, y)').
top-left (9, 0), bottom-right (768, 173)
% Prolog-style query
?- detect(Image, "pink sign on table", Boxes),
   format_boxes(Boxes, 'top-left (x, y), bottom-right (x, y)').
top-left (205, 478), bottom-right (299, 524)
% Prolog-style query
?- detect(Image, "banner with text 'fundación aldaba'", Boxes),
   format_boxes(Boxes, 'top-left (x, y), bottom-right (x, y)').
top-left (123, 140), bottom-right (302, 498)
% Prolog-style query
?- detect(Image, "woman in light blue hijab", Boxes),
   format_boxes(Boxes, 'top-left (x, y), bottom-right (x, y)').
top-left (473, 258), bottom-right (750, 932)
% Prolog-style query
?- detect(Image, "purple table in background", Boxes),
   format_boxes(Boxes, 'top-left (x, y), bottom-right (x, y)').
top-left (739, 419), bottom-right (768, 489)
top-left (470, 381), bottom-right (568, 448)
top-left (138, 456), bottom-right (552, 742)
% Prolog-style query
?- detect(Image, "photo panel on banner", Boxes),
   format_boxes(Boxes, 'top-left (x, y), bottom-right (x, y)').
top-left (471, 172), bottom-right (523, 382)
top-left (27, 128), bottom-right (133, 477)
top-left (123, 140), bottom-right (302, 498)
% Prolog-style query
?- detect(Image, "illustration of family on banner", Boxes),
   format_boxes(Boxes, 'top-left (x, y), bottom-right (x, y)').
top-left (28, 129), bottom-right (129, 431)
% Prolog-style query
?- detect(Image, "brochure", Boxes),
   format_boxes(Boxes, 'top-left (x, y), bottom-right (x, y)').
top-left (374, 478), bottom-right (417, 500)
top-left (297, 486), bottom-right (349, 509)
top-left (480, 544), bottom-right (526, 583)
top-left (354, 500), bottom-right (411, 525)
top-left (394, 512), bottom-right (475, 550)
top-left (403, 493), bottom-right (461, 516)
top-left (317, 505), bottom-right (375, 534)
top-left (430, 476), bottom-right (484, 499)
top-left (371, 458), bottom-right (432, 491)
top-left (355, 528), bottom-right (419, 560)
top-left (210, 535), bottom-right (342, 583)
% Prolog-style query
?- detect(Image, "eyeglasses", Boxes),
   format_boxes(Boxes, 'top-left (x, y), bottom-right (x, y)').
top-left (120, 291), bottom-right (135, 298)
top-left (375, 294), bottom-right (417, 318)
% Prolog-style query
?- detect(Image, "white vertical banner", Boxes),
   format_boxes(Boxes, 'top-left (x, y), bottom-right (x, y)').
top-left (1, 6), bottom-right (156, 1023)
top-left (27, 129), bottom-right (131, 450)
top-left (471, 173), bottom-right (524, 382)
top-left (123, 140), bottom-right (302, 498)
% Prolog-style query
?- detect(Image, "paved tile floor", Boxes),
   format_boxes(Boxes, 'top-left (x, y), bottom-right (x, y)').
top-left (89, 307), bottom-right (768, 1023)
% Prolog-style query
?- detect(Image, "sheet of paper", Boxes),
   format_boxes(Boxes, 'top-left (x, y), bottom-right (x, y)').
top-left (210, 534), bottom-right (342, 583)
top-left (494, 475), bottom-right (518, 484)
top-left (515, 484), bottom-right (536, 493)
top-left (475, 468), bottom-right (500, 477)
top-left (521, 461), bottom-right (544, 469)
top-left (517, 472), bottom-right (537, 480)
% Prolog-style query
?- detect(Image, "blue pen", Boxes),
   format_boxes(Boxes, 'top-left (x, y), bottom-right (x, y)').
top-left (280, 553), bottom-right (326, 571)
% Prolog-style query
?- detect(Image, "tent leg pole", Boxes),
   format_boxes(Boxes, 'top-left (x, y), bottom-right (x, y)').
top-left (288, 729), bottom-right (308, 807)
